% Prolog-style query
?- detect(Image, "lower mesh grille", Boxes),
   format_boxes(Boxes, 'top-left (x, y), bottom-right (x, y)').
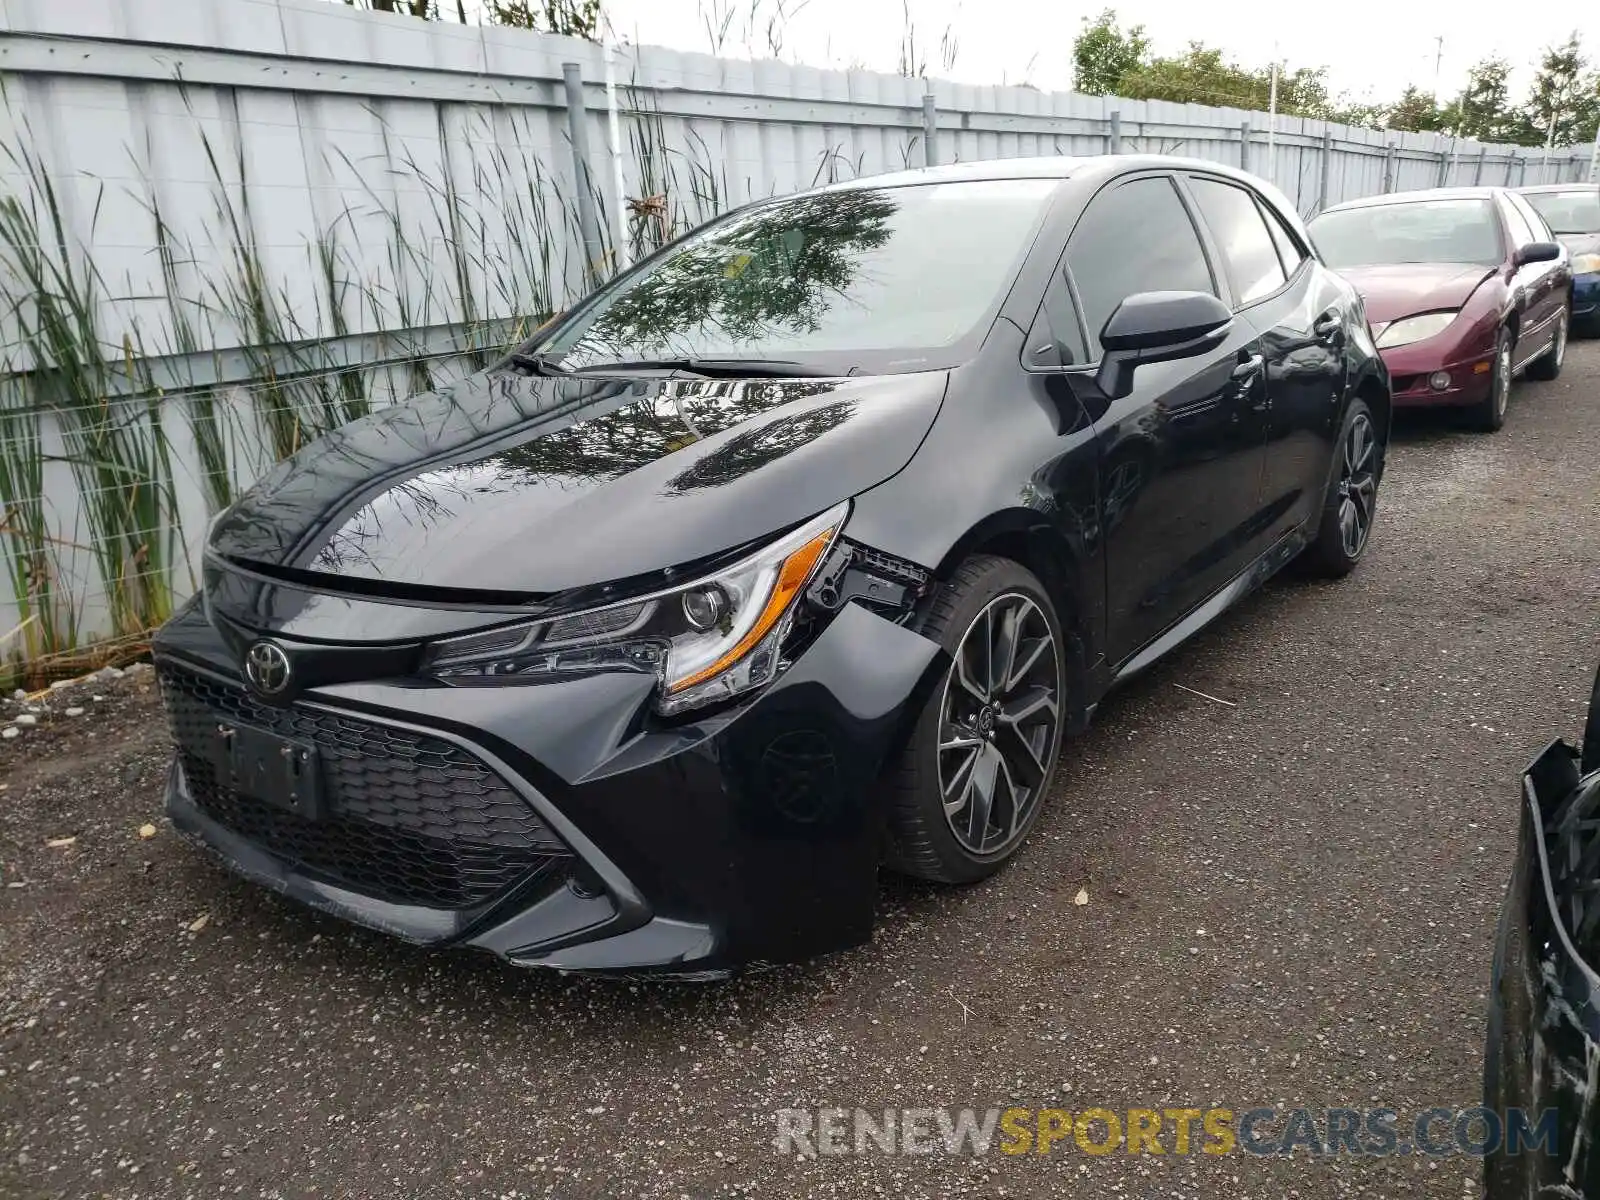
top-left (157, 661), bottom-right (570, 911)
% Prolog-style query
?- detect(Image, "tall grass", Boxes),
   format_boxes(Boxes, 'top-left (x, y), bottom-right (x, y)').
top-left (0, 68), bottom-right (740, 688)
top-left (0, 134), bottom-right (180, 652)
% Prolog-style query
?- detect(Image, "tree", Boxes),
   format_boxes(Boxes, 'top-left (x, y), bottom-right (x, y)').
top-left (346, 0), bottom-right (436, 15)
top-left (1524, 34), bottom-right (1600, 146)
top-left (1386, 85), bottom-right (1448, 133)
top-left (1072, 10), bottom-right (1149, 97)
top-left (1113, 44), bottom-right (1333, 117)
top-left (487, 0), bottom-right (603, 39)
top-left (1437, 57), bottom-right (1544, 143)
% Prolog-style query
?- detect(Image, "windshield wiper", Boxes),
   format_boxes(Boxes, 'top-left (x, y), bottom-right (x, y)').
top-left (505, 350), bottom-right (570, 376)
top-left (566, 357), bottom-right (837, 378)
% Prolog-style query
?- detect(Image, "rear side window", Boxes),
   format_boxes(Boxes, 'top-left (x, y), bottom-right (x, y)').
top-left (1260, 201), bottom-right (1309, 274)
top-left (1067, 176), bottom-right (1215, 350)
top-left (1189, 177), bottom-right (1288, 306)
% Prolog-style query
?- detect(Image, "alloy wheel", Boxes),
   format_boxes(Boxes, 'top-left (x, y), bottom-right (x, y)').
top-left (1553, 310), bottom-right (1568, 369)
top-left (1335, 412), bottom-right (1377, 559)
top-left (937, 592), bottom-right (1062, 856)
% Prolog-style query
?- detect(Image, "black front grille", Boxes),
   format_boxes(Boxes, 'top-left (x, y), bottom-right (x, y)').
top-left (157, 662), bottom-right (570, 911)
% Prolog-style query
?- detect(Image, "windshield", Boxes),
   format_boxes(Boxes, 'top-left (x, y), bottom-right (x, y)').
top-left (1308, 199), bottom-right (1503, 268)
top-left (1522, 189), bottom-right (1600, 234)
top-left (533, 179), bottom-right (1059, 374)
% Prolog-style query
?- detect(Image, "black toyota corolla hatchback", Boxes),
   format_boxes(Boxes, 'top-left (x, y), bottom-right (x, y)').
top-left (154, 155), bottom-right (1389, 976)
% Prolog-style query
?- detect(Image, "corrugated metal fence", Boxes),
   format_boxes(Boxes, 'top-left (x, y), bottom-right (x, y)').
top-left (0, 0), bottom-right (1594, 674)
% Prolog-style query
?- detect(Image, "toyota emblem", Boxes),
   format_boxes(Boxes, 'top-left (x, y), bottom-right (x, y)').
top-left (243, 640), bottom-right (292, 696)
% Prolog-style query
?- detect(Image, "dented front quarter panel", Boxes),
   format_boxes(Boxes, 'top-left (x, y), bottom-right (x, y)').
top-left (1486, 739), bottom-right (1600, 1198)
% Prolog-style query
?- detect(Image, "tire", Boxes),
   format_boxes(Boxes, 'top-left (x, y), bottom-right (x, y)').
top-left (882, 556), bottom-right (1068, 884)
top-left (1470, 327), bottom-right (1513, 432)
top-left (1525, 304), bottom-right (1569, 382)
top-left (1300, 397), bottom-right (1381, 578)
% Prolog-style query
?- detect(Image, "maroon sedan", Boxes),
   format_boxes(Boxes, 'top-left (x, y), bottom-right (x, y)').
top-left (1307, 187), bottom-right (1571, 431)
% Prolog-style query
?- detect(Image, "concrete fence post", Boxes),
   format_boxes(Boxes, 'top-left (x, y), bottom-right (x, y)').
top-left (1239, 122), bottom-right (1251, 171)
top-left (1382, 143), bottom-right (1396, 193)
top-left (1109, 110), bottom-right (1122, 154)
top-left (562, 62), bottom-right (605, 288)
top-left (1436, 148), bottom-right (1451, 187)
top-left (1472, 146), bottom-right (1487, 186)
top-left (922, 90), bottom-right (938, 167)
top-left (1315, 129), bottom-right (1333, 213)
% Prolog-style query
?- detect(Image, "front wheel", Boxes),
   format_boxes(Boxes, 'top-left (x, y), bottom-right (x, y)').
top-left (1300, 398), bottom-right (1381, 578)
top-left (1469, 327), bottom-right (1513, 432)
top-left (882, 556), bottom-right (1068, 884)
top-left (1525, 305), bottom-right (1569, 382)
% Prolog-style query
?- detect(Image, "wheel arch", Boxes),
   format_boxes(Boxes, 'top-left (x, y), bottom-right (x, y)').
top-left (925, 509), bottom-right (1096, 731)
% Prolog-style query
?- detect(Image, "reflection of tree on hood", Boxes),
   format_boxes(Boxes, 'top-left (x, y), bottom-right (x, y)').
top-left (565, 191), bottom-right (898, 359)
top-left (667, 400), bottom-right (856, 492)
top-left (491, 381), bottom-right (837, 483)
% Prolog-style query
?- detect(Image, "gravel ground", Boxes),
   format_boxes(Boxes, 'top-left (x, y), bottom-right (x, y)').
top-left (3, 344), bottom-right (1598, 1200)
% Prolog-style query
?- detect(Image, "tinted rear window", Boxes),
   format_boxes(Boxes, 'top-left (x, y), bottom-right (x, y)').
top-left (1308, 199), bottom-right (1503, 268)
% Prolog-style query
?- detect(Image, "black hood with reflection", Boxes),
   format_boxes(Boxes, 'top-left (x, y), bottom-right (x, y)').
top-left (209, 369), bottom-right (948, 596)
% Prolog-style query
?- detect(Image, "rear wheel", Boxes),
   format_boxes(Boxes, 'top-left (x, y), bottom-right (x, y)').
top-left (1300, 398), bottom-right (1380, 578)
top-left (883, 556), bottom-right (1067, 884)
top-left (1469, 328), bottom-right (1513, 432)
top-left (1525, 305), bottom-right (1569, 382)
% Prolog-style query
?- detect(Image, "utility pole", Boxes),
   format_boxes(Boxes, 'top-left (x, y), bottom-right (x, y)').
top-left (1431, 36), bottom-right (1444, 99)
top-left (1589, 121), bottom-right (1600, 183)
top-left (1266, 57), bottom-right (1280, 183)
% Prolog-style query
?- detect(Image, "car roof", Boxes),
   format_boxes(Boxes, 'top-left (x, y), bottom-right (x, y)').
top-left (1318, 186), bottom-right (1506, 216)
top-left (1515, 182), bottom-right (1600, 194)
top-left (809, 154), bottom-right (1272, 195)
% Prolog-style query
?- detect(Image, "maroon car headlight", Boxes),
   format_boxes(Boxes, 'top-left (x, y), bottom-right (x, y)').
top-left (1375, 310), bottom-right (1458, 349)
top-left (424, 503), bottom-right (849, 714)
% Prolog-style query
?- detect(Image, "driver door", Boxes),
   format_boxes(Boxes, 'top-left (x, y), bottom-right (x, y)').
top-left (1065, 174), bottom-right (1273, 665)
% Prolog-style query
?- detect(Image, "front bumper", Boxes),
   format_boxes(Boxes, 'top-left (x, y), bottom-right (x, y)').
top-left (1573, 272), bottom-right (1600, 330)
top-left (1377, 341), bottom-right (1495, 409)
top-left (153, 598), bottom-right (942, 976)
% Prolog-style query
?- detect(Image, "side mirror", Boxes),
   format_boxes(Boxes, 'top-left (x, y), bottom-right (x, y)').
top-left (1095, 291), bottom-right (1234, 401)
top-left (1514, 241), bottom-right (1562, 267)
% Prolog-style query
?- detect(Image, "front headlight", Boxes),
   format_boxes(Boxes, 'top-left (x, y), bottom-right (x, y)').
top-left (1375, 311), bottom-right (1459, 349)
top-left (426, 502), bottom-right (848, 714)
top-left (1570, 252), bottom-right (1600, 275)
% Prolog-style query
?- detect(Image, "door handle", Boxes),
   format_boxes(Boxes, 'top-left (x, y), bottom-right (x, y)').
top-left (1313, 311), bottom-right (1344, 345)
top-left (1232, 352), bottom-right (1265, 381)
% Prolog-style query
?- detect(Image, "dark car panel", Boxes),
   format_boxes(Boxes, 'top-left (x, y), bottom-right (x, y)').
top-left (208, 372), bottom-right (947, 601)
top-left (1485, 663), bottom-right (1600, 1197)
top-left (153, 156), bottom-right (1390, 974)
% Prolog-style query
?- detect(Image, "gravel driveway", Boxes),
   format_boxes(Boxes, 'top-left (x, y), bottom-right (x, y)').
top-left (3, 344), bottom-right (1598, 1200)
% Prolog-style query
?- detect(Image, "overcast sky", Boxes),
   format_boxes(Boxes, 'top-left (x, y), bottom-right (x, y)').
top-left (585, 0), bottom-right (1599, 109)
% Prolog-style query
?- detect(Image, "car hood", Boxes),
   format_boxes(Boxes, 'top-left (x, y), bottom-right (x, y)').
top-left (209, 368), bottom-right (947, 598)
top-left (1336, 262), bottom-right (1497, 326)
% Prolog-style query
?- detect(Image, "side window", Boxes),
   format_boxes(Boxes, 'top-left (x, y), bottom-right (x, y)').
top-left (1508, 193), bottom-right (1552, 242)
top-left (1500, 198), bottom-right (1535, 249)
top-left (1024, 276), bottom-right (1089, 368)
top-left (1259, 199), bottom-right (1309, 275)
top-left (1066, 176), bottom-right (1216, 352)
top-left (1188, 177), bottom-right (1288, 307)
